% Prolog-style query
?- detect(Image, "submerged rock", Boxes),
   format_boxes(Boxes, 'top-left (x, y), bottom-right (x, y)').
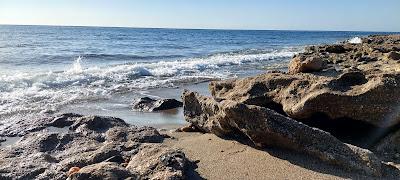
top-left (132, 97), bottom-right (183, 112)
top-left (0, 114), bottom-right (193, 180)
top-left (182, 90), bottom-right (394, 176)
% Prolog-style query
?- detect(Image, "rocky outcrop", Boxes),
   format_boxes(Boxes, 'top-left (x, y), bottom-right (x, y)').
top-left (181, 35), bottom-right (400, 177)
top-left (0, 114), bottom-right (193, 180)
top-left (132, 97), bottom-right (183, 112)
top-left (182, 90), bottom-right (399, 176)
top-left (209, 35), bottom-right (400, 128)
top-left (209, 71), bottom-right (400, 128)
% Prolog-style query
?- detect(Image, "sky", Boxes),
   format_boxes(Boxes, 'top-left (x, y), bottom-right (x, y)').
top-left (0, 0), bottom-right (399, 32)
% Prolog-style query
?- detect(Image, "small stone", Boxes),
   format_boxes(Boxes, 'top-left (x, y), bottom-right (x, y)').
top-left (68, 167), bottom-right (80, 176)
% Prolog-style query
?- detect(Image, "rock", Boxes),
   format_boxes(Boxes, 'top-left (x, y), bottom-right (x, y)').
top-left (48, 113), bottom-right (83, 128)
top-left (67, 167), bottom-right (81, 176)
top-left (386, 51), bottom-right (400, 60)
top-left (182, 90), bottom-right (392, 176)
top-left (374, 128), bottom-right (400, 164)
top-left (126, 144), bottom-right (188, 179)
top-left (132, 97), bottom-right (183, 112)
top-left (288, 55), bottom-right (327, 74)
top-left (209, 70), bottom-right (400, 128)
top-left (324, 44), bottom-right (347, 53)
top-left (176, 124), bottom-right (200, 132)
top-left (67, 162), bottom-right (135, 180)
top-left (0, 114), bottom-right (193, 179)
top-left (69, 115), bottom-right (129, 133)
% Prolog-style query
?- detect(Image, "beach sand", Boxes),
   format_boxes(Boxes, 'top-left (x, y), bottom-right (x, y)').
top-left (163, 132), bottom-right (372, 180)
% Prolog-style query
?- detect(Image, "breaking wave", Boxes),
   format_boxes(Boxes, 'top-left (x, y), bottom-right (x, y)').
top-left (0, 48), bottom-right (299, 116)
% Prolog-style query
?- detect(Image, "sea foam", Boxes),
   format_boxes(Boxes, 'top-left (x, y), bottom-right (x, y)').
top-left (348, 37), bottom-right (362, 44)
top-left (0, 48), bottom-right (298, 116)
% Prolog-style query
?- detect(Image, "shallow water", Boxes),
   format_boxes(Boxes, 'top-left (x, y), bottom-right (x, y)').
top-left (0, 25), bottom-right (392, 127)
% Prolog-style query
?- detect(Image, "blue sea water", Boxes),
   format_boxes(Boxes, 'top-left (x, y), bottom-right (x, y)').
top-left (0, 25), bottom-right (393, 126)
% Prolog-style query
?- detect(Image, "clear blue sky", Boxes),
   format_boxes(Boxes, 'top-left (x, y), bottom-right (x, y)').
top-left (0, 0), bottom-right (399, 32)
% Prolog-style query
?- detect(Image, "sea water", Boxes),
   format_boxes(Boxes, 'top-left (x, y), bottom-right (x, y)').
top-left (0, 25), bottom-right (392, 127)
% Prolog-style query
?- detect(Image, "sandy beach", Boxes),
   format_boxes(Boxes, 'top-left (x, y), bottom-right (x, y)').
top-left (163, 131), bottom-right (371, 180)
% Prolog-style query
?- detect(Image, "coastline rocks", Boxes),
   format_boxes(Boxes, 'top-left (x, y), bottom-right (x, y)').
top-left (288, 55), bottom-right (327, 74)
top-left (209, 71), bottom-right (400, 128)
top-left (182, 90), bottom-right (389, 176)
top-left (207, 35), bottom-right (400, 128)
top-left (132, 97), bottom-right (183, 112)
top-left (0, 114), bottom-right (193, 179)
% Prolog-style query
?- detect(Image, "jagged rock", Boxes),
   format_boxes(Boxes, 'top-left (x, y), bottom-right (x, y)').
top-left (132, 97), bottom-right (183, 112)
top-left (288, 55), bottom-right (327, 74)
top-left (126, 144), bottom-right (188, 179)
top-left (182, 90), bottom-right (395, 176)
top-left (209, 71), bottom-right (400, 128)
top-left (386, 51), bottom-right (400, 60)
top-left (209, 35), bottom-right (400, 129)
top-left (0, 114), bottom-right (193, 179)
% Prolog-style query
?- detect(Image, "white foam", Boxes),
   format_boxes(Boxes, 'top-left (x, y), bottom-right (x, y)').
top-left (348, 37), bottom-right (362, 44)
top-left (0, 48), bottom-right (299, 116)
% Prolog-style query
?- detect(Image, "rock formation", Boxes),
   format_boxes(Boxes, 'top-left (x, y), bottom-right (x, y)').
top-left (0, 114), bottom-right (193, 179)
top-left (182, 34), bottom-right (400, 177)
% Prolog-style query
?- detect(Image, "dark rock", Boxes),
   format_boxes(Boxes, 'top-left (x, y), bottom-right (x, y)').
top-left (48, 113), bottom-right (83, 128)
top-left (182, 90), bottom-right (394, 176)
top-left (386, 51), bottom-right (400, 60)
top-left (132, 97), bottom-right (183, 112)
top-left (324, 44), bottom-right (347, 53)
top-left (70, 115), bottom-right (129, 133)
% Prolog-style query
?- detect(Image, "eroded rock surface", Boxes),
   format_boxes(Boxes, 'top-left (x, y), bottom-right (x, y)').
top-left (182, 90), bottom-right (397, 177)
top-left (181, 35), bottom-right (400, 177)
top-left (210, 35), bottom-right (400, 128)
top-left (0, 114), bottom-right (192, 180)
top-left (132, 97), bottom-right (183, 112)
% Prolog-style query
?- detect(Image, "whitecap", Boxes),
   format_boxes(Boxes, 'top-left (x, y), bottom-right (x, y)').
top-left (348, 37), bottom-right (362, 44)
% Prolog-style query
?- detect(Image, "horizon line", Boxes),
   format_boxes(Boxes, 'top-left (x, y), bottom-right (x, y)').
top-left (1, 23), bottom-right (399, 33)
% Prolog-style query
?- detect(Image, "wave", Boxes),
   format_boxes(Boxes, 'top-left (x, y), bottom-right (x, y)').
top-left (0, 48), bottom-right (299, 116)
top-left (348, 37), bottom-right (362, 44)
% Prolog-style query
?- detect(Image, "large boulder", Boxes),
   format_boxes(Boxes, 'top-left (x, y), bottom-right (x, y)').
top-left (182, 90), bottom-right (395, 176)
top-left (132, 97), bottom-right (183, 112)
top-left (209, 70), bottom-right (400, 128)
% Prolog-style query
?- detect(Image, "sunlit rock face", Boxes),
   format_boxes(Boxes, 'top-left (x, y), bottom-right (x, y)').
top-left (182, 35), bottom-right (400, 177)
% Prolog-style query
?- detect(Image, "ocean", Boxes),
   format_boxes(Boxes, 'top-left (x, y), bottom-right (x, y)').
top-left (0, 25), bottom-right (392, 127)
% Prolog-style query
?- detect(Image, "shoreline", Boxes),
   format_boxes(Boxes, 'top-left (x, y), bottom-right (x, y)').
top-left (1, 34), bottom-right (400, 179)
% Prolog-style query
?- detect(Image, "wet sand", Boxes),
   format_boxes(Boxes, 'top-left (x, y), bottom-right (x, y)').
top-left (164, 132), bottom-right (372, 180)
